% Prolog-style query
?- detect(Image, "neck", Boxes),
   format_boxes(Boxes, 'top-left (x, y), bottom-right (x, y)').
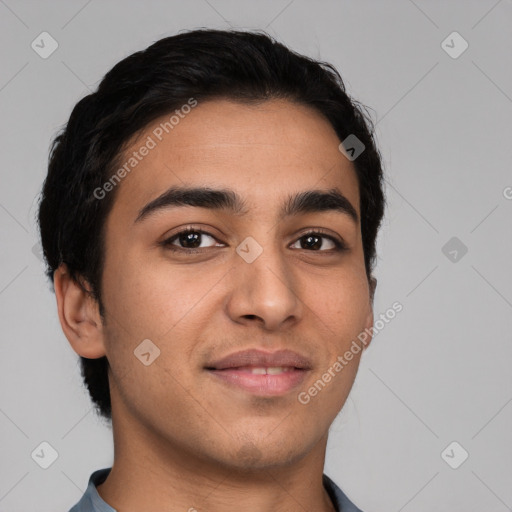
top-left (97, 414), bottom-right (336, 512)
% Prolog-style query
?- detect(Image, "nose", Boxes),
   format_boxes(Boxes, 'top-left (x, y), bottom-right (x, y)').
top-left (224, 243), bottom-right (303, 331)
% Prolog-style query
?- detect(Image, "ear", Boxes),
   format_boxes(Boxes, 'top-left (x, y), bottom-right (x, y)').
top-left (362, 276), bottom-right (377, 351)
top-left (53, 263), bottom-right (106, 359)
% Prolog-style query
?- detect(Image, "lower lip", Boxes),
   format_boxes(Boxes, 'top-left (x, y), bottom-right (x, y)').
top-left (207, 368), bottom-right (309, 396)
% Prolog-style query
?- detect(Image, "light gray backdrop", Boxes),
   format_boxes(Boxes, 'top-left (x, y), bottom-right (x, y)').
top-left (1, 1), bottom-right (511, 511)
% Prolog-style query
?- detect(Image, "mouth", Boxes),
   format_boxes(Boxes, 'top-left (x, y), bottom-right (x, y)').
top-left (206, 366), bottom-right (309, 395)
top-left (204, 349), bottom-right (312, 396)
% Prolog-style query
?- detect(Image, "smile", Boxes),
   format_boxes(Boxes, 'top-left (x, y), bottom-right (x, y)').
top-left (206, 366), bottom-right (309, 396)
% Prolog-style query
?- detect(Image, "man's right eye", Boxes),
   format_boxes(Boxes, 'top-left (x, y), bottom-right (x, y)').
top-left (160, 228), bottom-right (224, 252)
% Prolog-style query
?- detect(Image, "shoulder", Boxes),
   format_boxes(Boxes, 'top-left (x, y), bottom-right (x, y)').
top-left (68, 468), bottom-right (114, 512)
top-left (323, 473), bottom-right (365, 512)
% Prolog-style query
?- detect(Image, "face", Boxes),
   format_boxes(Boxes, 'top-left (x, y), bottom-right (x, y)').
top-left (98, 98), bottom-right (374, 470)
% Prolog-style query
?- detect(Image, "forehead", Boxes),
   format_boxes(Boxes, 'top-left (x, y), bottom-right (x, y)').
top-left (111, 98), bottom-right (360, 219)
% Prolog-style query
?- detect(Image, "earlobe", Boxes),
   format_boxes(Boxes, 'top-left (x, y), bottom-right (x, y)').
top-left (53, 264), bottom-right (106, 359)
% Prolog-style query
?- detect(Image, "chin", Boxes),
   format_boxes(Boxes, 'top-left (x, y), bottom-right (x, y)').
top-left (216, 435), bottom-right (313, 472)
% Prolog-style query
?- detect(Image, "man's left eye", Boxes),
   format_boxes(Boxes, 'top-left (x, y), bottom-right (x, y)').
top-left (290, 232), bottom-right (345, 251)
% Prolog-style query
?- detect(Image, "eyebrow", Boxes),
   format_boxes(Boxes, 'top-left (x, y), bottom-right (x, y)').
top-left (134, 186), bottom-right (358, 224)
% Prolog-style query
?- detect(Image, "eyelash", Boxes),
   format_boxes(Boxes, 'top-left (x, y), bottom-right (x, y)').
top-left (160, 227), bottom-right (348, 254)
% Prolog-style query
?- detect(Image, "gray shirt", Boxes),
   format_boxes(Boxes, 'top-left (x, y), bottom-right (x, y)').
top-left (69, 467), bottom-right (363, 512)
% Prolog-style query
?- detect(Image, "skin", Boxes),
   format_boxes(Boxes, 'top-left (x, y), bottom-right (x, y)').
top-left (54, 98), bottom-right (376, 512)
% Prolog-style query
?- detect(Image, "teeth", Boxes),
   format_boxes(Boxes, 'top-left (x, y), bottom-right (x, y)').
top-left (250, 367), bottom-right (291, 375)
top-left (266, 367), bottom-right (286, 375)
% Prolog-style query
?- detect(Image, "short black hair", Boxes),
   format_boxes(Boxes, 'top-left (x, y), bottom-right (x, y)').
top-left (38, 28), bottom-right (385, 421)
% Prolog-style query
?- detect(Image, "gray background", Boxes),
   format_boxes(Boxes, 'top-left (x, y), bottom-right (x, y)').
top-left (1, 0), bottom-right (511, 511)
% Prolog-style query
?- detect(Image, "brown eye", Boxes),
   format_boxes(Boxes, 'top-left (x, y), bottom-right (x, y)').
top-left (291, 231), bottom-right (346, 252)
top-left (161, 229), bottom-right (222, 252)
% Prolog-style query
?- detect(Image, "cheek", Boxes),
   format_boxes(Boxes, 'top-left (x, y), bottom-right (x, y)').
top-left (101, 255), bottom-right (230, 379)
top-left (309, 271), bottom-right (370, 334)
top-left (102, 254), bottom-right (209, 336)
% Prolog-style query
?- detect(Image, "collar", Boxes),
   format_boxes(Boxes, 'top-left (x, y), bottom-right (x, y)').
top-left (69, 468), bottom-right (364, 512)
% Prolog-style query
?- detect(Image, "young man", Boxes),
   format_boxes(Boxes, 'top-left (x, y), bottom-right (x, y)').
top-left (38, 29), bottom-right (385, 512)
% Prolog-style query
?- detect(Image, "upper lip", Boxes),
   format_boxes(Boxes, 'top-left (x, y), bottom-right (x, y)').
top-left (206, 349), bottom-right (313, 370)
